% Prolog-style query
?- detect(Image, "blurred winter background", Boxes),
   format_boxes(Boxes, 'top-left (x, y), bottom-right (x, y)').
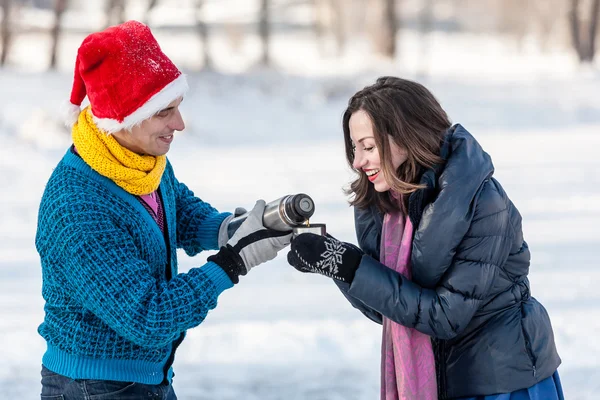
top-left (1, 0), bottom-right (599, 399)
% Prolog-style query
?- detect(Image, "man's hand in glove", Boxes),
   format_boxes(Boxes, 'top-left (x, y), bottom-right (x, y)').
top-left (287, 233), bottom-right (363, 283)
top-left (218, 206), bottom-right (248, 247)
top-left (209, 200), bottom-right (291, 284)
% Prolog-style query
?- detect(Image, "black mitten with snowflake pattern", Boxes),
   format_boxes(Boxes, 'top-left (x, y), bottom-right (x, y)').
top-left (287, 233), bottom-right (363, 283)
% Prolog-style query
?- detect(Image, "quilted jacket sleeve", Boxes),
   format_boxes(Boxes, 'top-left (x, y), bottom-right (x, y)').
top-left (334, 280), bottom-right (383, 324)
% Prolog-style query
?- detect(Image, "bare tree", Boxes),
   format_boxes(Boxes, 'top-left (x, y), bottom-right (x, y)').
top-left (417, 0), bottom-right (433, 77)
top-left (1, 0), bottom-right (12, 66)
top-left (49, 0), bottom-right (67, 70)
top-left (330, 0), bottom-right (345, 56)
top-left (259, 0), bottom-right (270, 65)
top-left (496, 0), bottom-right (531, 51)
top-left (313, 0), bottom-right (326, 54)
top-left (195, 0), bottom-right (212, 69)
top-left (312, 0), bottom-right (345, 57)
top-left (569, 0), bottom-right (600, 63)
top-left (532, 0), bottom-right (562, 52)
top-left (369, 0), bottom-right (397, 58)
top-left (105, 0), bottom-right (125, 29)
top-left (144, 0), bottom-right (158, 26)
top-left (381, 0), bottom-right (397, 57)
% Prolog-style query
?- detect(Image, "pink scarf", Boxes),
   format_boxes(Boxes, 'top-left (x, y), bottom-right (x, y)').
top-left (380, 198), bottom-right (437, 400)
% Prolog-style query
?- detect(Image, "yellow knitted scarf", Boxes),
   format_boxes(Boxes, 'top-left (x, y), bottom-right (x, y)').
top-left (71, 108), bottom-right (166, 196)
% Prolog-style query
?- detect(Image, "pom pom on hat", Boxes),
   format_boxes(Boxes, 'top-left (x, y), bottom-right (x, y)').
top-left (66, 20), bottom-right (188, 133)
top-left (62, 101), bottom-right (82, 128)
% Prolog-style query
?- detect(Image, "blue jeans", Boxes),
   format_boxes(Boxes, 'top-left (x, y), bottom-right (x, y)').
top-left (40, 365), bottom-right (177, 400)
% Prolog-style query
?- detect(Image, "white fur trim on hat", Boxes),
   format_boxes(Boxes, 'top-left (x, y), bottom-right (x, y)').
top-left (92, 74), bottom-right (189, 133)
top-left (63, 102), bottom-right (82, 128)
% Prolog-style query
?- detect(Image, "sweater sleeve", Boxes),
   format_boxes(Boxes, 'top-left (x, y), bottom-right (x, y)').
top-left (41, 196), bottom-right (233, 348)
top-left (173, 176), bottom-right (230, 255)
top-left (346, 206), bottom-right (514, 340)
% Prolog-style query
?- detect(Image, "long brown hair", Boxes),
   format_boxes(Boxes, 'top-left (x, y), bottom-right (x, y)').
top-left (343, 76), bottom-right (451, 213)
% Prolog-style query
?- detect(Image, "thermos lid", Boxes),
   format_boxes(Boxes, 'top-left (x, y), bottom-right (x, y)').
top-left (291, 193), bottom-right (315, 220)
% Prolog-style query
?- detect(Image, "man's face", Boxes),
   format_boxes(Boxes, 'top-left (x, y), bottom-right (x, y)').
top-left (112, 98), bottom-right (185, 156)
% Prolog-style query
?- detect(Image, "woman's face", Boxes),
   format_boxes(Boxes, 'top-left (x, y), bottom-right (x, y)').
top-left (349, 110), bottom-right (408, 193)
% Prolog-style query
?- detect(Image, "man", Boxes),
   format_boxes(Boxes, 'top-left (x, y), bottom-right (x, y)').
top-left (36, 20), bottom-right (290, 399)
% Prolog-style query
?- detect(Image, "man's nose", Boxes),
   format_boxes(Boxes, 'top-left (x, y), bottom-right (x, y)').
top-left (170, 109), bottom-right (185, 131)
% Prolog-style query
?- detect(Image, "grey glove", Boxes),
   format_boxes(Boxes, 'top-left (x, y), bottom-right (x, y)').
top-left (209, 200), bottom-right (292, 283)
top-left (234, 207), bottom-right (248, 217)
top-left (218, 207), bottom-right (248, 247)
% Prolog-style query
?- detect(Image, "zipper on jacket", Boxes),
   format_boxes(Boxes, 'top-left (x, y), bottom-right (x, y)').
top-left (520, 303), bottom-right (538, 378)
top-left (440, 341), bottom-right (448, 400)
top-left (433, 339), bottom-right (448, 399)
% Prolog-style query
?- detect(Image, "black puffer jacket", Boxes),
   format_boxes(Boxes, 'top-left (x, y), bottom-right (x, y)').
top-left (335, 125), bottom-right (561, 399)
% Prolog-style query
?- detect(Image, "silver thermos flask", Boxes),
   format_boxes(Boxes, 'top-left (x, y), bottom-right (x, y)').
top-left (227, 193), bottom-right (316, 238)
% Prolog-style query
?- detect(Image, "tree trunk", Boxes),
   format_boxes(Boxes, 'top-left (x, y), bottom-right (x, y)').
top-left (331, 0), bottom-right (345, 56)
top-left (381, 0), bottom-right (397, 57)
top-left (144, 0), bottom-right (158, 25)
top-left (195, 0), bottom-right (212, 69)
top-left (116, 0), bottom-right (125, 25)
top-left (259, 0), bottom-right (270, 65)
top-left (569, 0), bottom-right (600, 63)
top-left (587, 0), bottom-right (600, 61)
top-left (417, 0), bottom-right (433, 77)
top-left (570, 0), bottom-right (585, 60)
top-left (105, 0), bottom-right (125, 29)
top-left (49, 0), bottom-right (67, 70)
top-left (0, 0), bottom-right (11, 66)
top-left (370, 0), bottom-right (397, 58)
top-left (313, 0), bottom-right (326, 55)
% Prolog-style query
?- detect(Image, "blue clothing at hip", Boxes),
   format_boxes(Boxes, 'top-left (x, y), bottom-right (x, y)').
top-left (40, 365), bottom-right (177, 400)
top-left (458, 370), bottom-right (564, 400)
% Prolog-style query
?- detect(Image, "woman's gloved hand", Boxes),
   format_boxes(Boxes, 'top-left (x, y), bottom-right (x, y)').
top-left (287, 233), bottom-right (363, 283)
top-left (209, 200), bottom-right (291, 284)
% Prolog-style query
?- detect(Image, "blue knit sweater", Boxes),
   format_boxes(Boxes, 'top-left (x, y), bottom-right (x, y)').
top-left (36, 149), bottom-right (233, 384)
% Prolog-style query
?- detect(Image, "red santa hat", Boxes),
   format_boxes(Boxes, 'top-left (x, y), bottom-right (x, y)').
top-left (66, 20), bottom-right (188, 133)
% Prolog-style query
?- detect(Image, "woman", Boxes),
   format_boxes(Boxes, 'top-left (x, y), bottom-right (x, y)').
top-left (286, 77), bottom-right (563, 400)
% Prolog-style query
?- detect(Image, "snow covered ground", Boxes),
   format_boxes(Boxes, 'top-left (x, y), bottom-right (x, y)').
top-left (1, 20), bottom-right (599, 399)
